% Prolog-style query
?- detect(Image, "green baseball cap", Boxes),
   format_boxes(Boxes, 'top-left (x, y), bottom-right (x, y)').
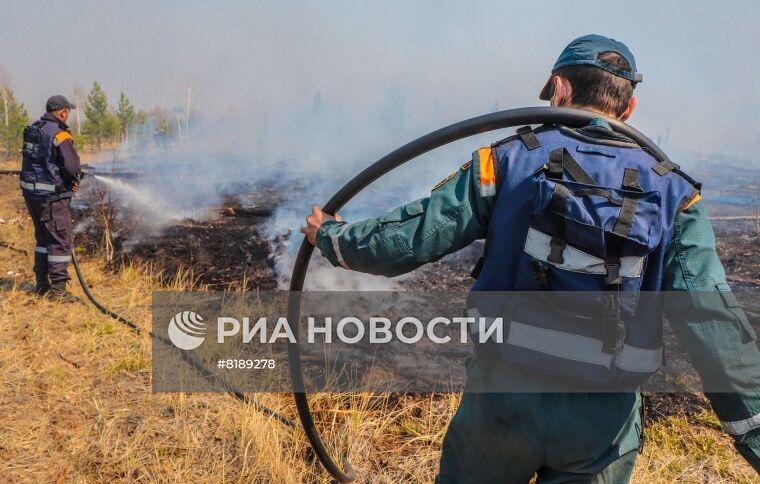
top-left (539, 34), bottom-right (642, 101)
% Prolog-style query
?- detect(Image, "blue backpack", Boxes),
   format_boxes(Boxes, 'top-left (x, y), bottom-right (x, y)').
top-left (470, 126), bottom-right (698, 387)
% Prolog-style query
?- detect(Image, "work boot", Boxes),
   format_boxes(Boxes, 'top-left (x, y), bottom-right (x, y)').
top-left (47, 282), bottom-right (80, 303)
top-left (35, 280), bottom-right (50, 296)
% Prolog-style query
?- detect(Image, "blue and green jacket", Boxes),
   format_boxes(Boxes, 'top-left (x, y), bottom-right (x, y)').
top-left (315, 119), bottom-right (760, 470)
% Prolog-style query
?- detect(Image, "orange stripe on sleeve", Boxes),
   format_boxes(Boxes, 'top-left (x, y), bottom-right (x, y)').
top-left (53, 131), bottom-right (73, 146)
top-left (681, 192), bottom-right (702, 211)
top-left (478, 147), bottom-right (496, 196)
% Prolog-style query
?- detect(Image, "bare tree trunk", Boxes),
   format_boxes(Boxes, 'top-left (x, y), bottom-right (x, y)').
top-left (73, 85), bottom-right (84, 136)
top-left (185, 79), bottom-right (192, 137)
top-left (1, 87), bottom-right (8, 127)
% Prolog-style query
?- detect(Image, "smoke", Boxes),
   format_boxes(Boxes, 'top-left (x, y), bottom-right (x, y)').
top-left (27, 2), bottom-right (753, 290)
top-left (82, 86), bottom-right (511, 290)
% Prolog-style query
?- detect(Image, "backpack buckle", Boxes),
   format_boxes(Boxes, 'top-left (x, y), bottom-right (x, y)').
top-left (604, 263), bottom-right (622, 285)
top-left (548, 238), bottom-right (565, 264)
top-left (533, 163), bottom-right (549, 176)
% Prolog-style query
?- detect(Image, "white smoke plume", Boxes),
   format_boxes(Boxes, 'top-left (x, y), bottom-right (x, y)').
top-left (82, 89), bottom-right (510, 290)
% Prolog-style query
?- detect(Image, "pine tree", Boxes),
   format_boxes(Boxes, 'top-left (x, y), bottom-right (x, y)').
top-left (83, 81), bottom-right (110, 148)
top-left (116, 92), bottom-right (135, 143)
top-left (0, 84), bottom-right (29, 157)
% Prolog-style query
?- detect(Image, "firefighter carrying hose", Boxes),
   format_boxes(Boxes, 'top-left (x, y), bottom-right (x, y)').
top-left (20, 95), bottom-right (81, 300)
top-left (302, 35), bottom-right (760, 481)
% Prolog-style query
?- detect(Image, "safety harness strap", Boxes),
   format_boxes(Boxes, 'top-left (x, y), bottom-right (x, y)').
top-left (621, 167), bottom-right (642, 191)
top-left (605, 169), bottom-right (641, 287)
top-left (544, 148), bottom-right (596, 265)
top-left (600, 268), bottom-right (625, 354)
top-left (547, 147), bottom-right (597, 185)
top-left (547, 149), bottom-right (564, 179)
top-left (643, 147), bottom-right (703, 191)
top-left (516, 126), bottom-right (541, 150)
top-left (612, 198), bottom-right (638, 239)
top-left (652, 159), bottom-right (680, 176)
top-left (599, 168), bottom-right (642, 354)
top-left (612, 169), bottom-right (640, 239)
top-left (548, 183), bottom-right (570, 264)
top-left (572, 188), bottom-right (624, 206)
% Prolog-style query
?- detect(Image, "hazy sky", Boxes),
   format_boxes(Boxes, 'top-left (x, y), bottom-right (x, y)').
top-left (2, 0), bottom-right (759, 160)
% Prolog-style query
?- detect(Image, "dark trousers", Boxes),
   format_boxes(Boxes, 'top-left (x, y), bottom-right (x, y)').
top-left (24, 196), bottom-right (73, 285)
top-left (436, 354), bottom-right (641, 483)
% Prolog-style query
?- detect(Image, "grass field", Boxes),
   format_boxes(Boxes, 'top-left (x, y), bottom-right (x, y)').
top-left (0, 173), bottom-right (757, 483)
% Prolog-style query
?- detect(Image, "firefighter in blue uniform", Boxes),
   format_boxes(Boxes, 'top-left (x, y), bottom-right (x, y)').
top-left (302, 35), bottom-right (760, 481)
top-left (20, 95), bottom-right (81, 299)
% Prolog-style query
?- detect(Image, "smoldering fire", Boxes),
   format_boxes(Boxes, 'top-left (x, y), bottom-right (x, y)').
top-left (216, 316), bottom-right (504, 344)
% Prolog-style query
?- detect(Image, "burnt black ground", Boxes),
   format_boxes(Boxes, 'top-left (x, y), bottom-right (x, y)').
top-left (72, 187), bottom-right (760, 423)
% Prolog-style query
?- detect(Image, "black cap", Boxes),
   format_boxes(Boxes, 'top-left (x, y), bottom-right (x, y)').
top-left (46, 95), bottom-right (76, 112)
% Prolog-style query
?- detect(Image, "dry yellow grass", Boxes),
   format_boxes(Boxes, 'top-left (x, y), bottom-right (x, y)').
top-left (0, 159), bottom-right (18, 171)
top-left (0, 173), bottom-right (757, 483)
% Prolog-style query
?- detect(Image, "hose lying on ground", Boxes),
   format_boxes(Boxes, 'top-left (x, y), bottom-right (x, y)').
top-left (0, 169), bottom-right (295, 428)
top-left (70, 251), bottom-right (296, 428)
top-left (286, 106), bottom-right (678, 482)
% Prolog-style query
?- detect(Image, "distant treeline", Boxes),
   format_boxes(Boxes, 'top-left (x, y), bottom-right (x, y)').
top-left (0, 74), bottom-right (187, 158)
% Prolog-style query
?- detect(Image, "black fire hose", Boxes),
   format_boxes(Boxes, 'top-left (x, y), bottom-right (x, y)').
top-left (285, 106), bottom-right (674, 482)
top-left (71, 253), bottom-right (142, 332)
top-left (1, 170), bottom-right (296, 426)
top-left (70, 252), bottom-right (296, 428)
